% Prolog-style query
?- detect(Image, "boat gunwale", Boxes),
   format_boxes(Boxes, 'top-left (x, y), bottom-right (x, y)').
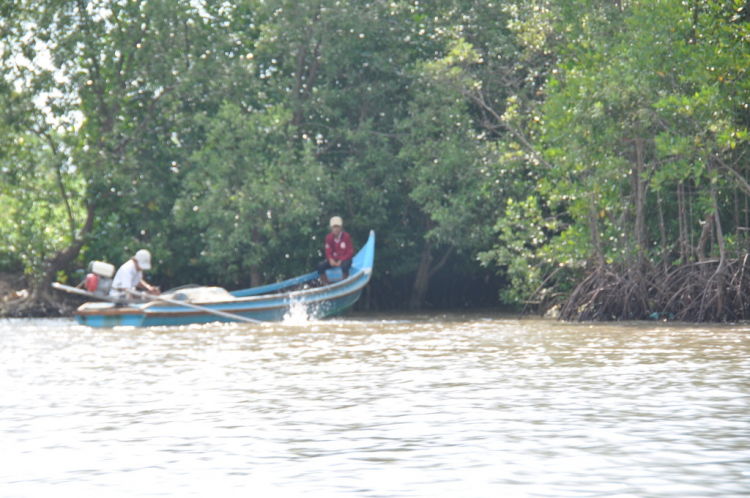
top-left (140, 267), bottom-right (369, 309)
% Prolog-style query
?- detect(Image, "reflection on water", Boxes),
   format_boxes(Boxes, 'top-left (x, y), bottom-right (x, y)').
top-left (1, 313), bottom-right (750, 497)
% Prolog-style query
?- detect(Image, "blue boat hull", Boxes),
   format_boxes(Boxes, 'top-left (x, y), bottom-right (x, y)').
top-left (75, 231), bottom-right (375, 328)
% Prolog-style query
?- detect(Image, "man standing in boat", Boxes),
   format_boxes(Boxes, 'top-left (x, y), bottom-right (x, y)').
top-left (318, 216), bottom-right (354, 286)
top-left (110, 249), bottom-right (161, 299)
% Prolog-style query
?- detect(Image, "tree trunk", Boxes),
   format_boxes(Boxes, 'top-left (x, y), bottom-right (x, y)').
top-left (710, 161), bottom-right (727, 316)
top-left (250, 265), bottom-right (263, 288)
top-left (36, 203), bottom-right (96, 303)
top-left (588, 194), bottom-right (605, 269)
top-left (696, 215), bottom-right (713, 262)
top-left (410, 243), bottom-right (433, 310)
top-left (657, 190), bottom-right (668, 272)
top-left (678, 182), bottom-right (689, 262)
top-left (408, 241), bottom-right (455, 310)
top-left (633, 138), bottom-right (648, 268)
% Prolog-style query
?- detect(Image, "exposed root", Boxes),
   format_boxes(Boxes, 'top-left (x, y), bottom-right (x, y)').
top-left (556, 255), bottom-right (750, 322)
top-left (0, 274), bottom-right (81, 318)
top-left (1, 298), bottom-right (71, 318)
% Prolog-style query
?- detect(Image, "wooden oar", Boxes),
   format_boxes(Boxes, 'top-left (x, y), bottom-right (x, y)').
top-left (52, 282), bottom-right (122, 303)
top-left (121, 288), bottom-right (262, 324)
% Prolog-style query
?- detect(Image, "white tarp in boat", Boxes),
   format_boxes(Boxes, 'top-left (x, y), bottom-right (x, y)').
top-left (162, 286), bottom-right (235, 303)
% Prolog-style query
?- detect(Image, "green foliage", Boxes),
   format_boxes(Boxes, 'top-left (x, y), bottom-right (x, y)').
top-left (176, 102), bottom-right (325, 284)
top-left (0, 123), bottom-right (85, 278)
top-left (2, 0), bottom-right (749, 314)
top-left (479, 0), bottom-right (750, 308)
top-left (399, 44), bottom-right (501, 252)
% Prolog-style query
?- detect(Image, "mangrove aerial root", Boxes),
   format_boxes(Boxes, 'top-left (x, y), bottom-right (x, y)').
top-left (557, 256), bottom-right (750, 322)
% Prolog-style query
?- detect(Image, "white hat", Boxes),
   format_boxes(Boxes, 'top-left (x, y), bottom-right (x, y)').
top-left (330, 216), bottom-right (343, 227)
top-left (134, 249), bottom-right (152, 270)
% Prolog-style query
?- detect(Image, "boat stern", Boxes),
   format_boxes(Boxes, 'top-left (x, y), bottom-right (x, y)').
top-left (75, 302), bottom-right (147, 327)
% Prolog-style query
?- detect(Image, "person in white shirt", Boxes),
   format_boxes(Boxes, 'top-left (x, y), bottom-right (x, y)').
top-left (110, 249), bottom-right (160, 299)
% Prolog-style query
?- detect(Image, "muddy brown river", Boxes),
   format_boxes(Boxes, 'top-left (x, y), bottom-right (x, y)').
top-left (2, 312), bottom-right (749, 497)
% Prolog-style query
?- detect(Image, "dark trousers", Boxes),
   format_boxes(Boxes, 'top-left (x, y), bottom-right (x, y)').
top-left (318, 258), bottom-right (352, 278)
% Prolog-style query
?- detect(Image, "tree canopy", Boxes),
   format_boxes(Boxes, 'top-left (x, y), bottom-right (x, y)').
top-left (1, 0), bottom-right (749, 321)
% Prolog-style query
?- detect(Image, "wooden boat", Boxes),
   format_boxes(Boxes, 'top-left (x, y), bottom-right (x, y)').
top-left (55, 230), bottom-right (375, 328)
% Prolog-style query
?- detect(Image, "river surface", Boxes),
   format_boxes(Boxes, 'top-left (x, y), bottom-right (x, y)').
top-left (1, 311), bottom-right (749, 497)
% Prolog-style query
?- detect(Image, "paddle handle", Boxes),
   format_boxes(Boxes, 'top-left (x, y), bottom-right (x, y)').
top-left (52, 282), bottom-right (120, 303)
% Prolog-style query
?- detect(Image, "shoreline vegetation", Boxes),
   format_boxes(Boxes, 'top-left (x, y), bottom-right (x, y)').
top-left (6, 258), bottom-right (750, 323)
top-left (558, 257), bottom-right (750, 323)
top-left (2, 1), bottom-right (749, 322)
top-left (0, 273), bottom-right (77, 318)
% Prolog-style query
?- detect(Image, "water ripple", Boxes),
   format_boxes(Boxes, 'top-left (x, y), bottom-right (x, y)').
top-left (1, 314), bottom-right (749, 497)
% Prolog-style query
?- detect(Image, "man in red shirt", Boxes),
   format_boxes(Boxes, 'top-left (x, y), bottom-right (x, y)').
top-left (317, 216), bottom-right (354, 285)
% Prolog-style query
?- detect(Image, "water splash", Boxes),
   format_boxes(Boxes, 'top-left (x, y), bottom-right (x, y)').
top-left (283, 293), bottom-right (317, 325)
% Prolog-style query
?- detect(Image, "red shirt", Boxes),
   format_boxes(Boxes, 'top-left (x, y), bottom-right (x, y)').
top-left (325, 231), bottom-right (354, 261)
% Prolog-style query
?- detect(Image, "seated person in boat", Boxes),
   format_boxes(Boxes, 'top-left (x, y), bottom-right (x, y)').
top-left (317, 216), bottom-right (354, 285)
top-left (110, 249), bottom-right (161, 298)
